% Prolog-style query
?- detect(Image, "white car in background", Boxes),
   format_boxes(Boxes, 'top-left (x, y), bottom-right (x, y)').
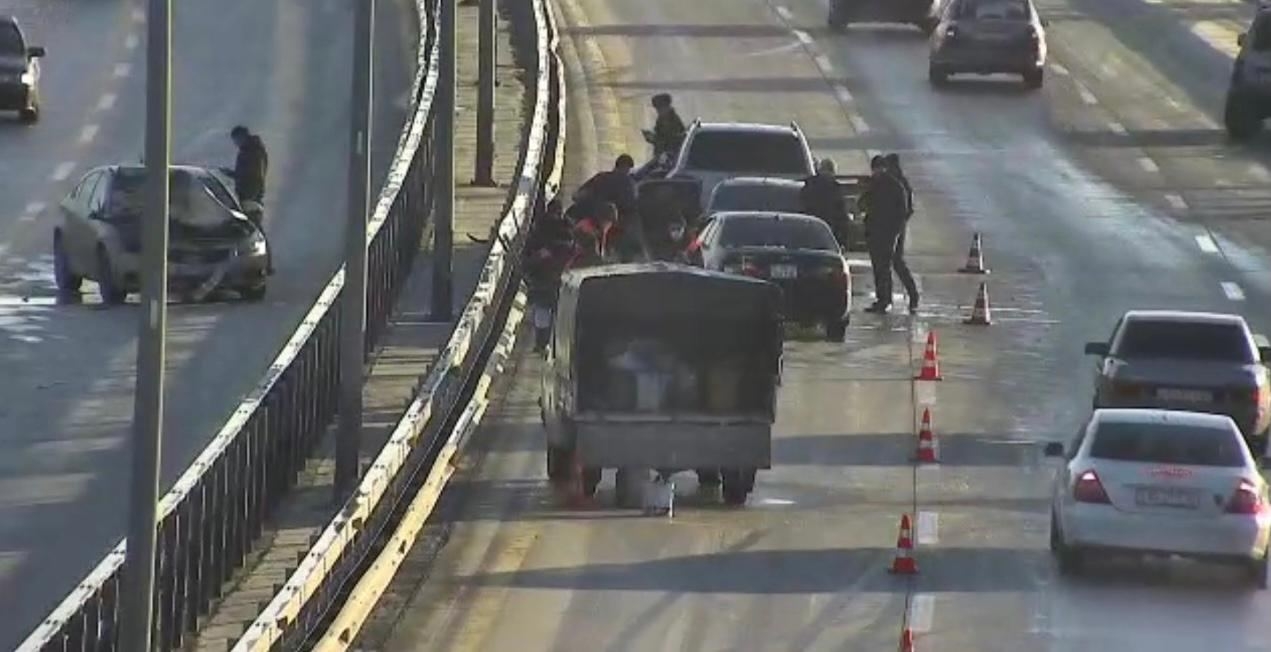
top-left (1046, 408), bottom-right (1271, 587)
top-left (665, 120), bottom-right (816, 213)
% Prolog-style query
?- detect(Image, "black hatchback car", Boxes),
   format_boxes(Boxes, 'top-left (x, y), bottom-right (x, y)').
top-left (692, 211), bottom-right (851, 341)
top-left (928, 0), bottom-right (1048, 89)
top-left (0, 16), bottom-right (44, 122)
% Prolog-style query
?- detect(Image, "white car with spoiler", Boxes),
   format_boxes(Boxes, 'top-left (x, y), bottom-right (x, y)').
top-left (1045, 408), bottom-right (1271, 587)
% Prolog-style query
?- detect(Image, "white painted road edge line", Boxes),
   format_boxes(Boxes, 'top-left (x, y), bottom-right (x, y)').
top-left (916, 511), bottom-right (939, 545)
top-left (97, 93), bottom-right (117, 111)
top-left (125, 34), bottom-right (139, 50)
top-left (1108, 121), bottom-right (1128, 135)
top-left (814, 54), bottom-right (833, 72)
top-left (1077, 84), bottom-right (1097, 105)
top-left (113, 63), bottom-right (131, 78)
top-left (849, 114), bottom-right (870, 134)
top-left (1137, 157), bottom-right (1159, 173)
top-left (834, 84), bottom-right (853, 103)
top-left (1222, 281), bottom-right (1246, 301)
top-left (793, 29), bottom-right (813, 45)
top-left (1196, 233), bottom-right (1219, 254)
top-left (50, 162), bottom-right (75, 182)
top-left (1165, 193), bottom-right (1187, 211)
top-left (909, 594), bottom-right (935, 633)
top-left (776, 5), bottom-right (794, 20)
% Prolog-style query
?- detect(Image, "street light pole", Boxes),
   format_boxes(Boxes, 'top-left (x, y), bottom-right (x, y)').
top-left (120, 0), bottom-right (171, 648)
top-left (473, 0), bottom-right (496, 186)
top-left (335, 0), bottom-right (375, 501)
top-left (431, 0), bottom-right (456, 321)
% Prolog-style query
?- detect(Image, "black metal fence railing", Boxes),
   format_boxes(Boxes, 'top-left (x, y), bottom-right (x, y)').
top-left (16, 0), bottom-right (443, 649)
top-left (230, 0), bottom-right (565, 647)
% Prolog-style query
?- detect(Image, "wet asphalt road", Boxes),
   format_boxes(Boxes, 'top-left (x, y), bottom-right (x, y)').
top-left (0, 0), bottom-right (414, 646)
top-left (368, 0), bottom-right (1271, 649)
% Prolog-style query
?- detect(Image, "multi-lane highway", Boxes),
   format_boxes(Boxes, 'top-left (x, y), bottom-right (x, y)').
top-left (366, 0), bottom-right (1271, 649)
top-left (0, 0), bottom-right (414, 646)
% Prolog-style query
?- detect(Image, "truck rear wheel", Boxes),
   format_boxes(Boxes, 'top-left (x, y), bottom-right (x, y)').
top-left (722, 468), bottom-right (756, 506)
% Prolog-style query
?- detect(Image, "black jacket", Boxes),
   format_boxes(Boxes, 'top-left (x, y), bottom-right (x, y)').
top-left (577, 169), bottom-right (637, 217)
top-left (859, 173), bottom-right (908, 237)
top-left (894, 171), bottom-right (914, 218)
top-left (652, 109), bottom-right (687, 158)
top-left (232, 135), bottom-right (269, 203)
top-left (799, 174), bottom-right (848, 225)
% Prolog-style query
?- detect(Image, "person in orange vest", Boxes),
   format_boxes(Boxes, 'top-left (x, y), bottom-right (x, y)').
top-left (568, 202), bottom-right (618, 269)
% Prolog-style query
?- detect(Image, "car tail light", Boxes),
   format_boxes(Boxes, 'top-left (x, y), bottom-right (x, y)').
top-left (1109, 380), bottom-right (1142, 399)
top-left (1227, 479), bottom-right (1266, 515)
top-left (740, 257), bottom-right (763, 278)
top-left (1073, 470), bottom-right (1111, 504)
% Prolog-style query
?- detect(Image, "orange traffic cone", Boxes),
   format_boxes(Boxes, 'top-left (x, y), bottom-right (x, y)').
top-left (889, 514), bottom-right (919, 575)
top-left (915, 408), bottom-right (938, 463)
top-left (958, 233), bottom-right (990, 274)
top-left (899, 627), bottom-right (915, 652)
top-left (964, 281), bottom-right (992, 326)
top-left (914, 331), bottom-right (943, 381)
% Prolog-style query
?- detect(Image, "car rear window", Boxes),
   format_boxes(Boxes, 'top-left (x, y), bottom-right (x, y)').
top-left (1115, 320), bottom-right (1254, 362)
top-left (686, 131), bottom-right (809, 175)
top-left (709, 184), bottom-right (803, 213)
top-left (958, 0), bottom-right (1029, 20)
top-left (718, 216), bottom-right (838, 251)
top-left (1090, 422), bottom-right (1246, 467)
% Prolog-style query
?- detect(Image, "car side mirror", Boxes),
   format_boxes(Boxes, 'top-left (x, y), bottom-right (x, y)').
top-left (1043, 442), bottom-right (1064, 457)
top-left (1083, 342), bottom-right (1109, 356)
top-left (1239, 32), bottom-right (1247, 48)
top-left (27, 46), bottom-right (44, 58)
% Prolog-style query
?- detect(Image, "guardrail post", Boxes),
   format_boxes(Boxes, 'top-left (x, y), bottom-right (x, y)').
top-left (474, 0), bottom-right (496, 186)
top-left (431, 0), bottom-right (456, 321)
top-left (121, 0), bottom-right (171, 648)
top-left (336, 0), bottom-right (376, 501)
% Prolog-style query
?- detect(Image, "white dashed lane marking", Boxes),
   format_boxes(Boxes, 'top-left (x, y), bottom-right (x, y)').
top-left (1222, 281), bottom-right (1246, 301)
top-left (79, 124), bottom-right (99, 144)
top-left (793, 29), bottom-right (813, 45)
top-left (849, 114), bottom-right (870, 133)
top-left (916, 511), bottom-right (939, 545)
top-left (1249, 164), bottom-right (1271, 182)
top-left (834, 84), bottom-right (853, 103)
top-left (50, 162), bottom-right (75, 182)
top-left (125, 34), bottom-right (139, 50)
top-left (1077, 84), bottom-right (1097, 105)
top-left (1050, 62), bottom-right (1070, 75)
top-left (1195, 233), bottom-right (1220, 254)
top-left (1137, 157), bottom-right (1159, 173)
top-left (1108, 121), bottom-right (1128, 135)
top-left (1165, 193), bottom-right (1187, 211)
top-left (24, 201), bottom-right (46, 216)
top-left (814, 54), bottom-right (833, 72)
top-left (776, 5), bottom-right (794, 20)
top-left (97, 93), bottom-right (117, 111)
top-left (113, 63), bottom-right (131, 78)
top-left (909, 595), bottom-right (935, 633)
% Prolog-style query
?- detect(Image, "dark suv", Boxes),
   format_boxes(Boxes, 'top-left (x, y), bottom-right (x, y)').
top-left (0, 16), bottom-right (43, 123)
top-left (1224, 7), bottom-right (1271, 140)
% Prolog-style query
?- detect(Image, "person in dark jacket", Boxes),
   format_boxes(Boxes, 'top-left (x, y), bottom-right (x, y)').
top-left (799, 158), bottom-right (850, 246)
top-left (884, 153), bottom-right (913, 220)
top-left (860, 155), bottom-right (918, 314)
top-left (643, 93), bottom-right (687, 160)
top-left (574, 155), bottom-right (637, 220)
top-left (227, 125), bottom-right (268, 204)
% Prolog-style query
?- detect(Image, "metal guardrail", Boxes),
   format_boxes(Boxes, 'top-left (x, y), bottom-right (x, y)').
top-left (17, 0), bottom-right (444, 649)
top-left (231, 0), bottom-right (565, 647)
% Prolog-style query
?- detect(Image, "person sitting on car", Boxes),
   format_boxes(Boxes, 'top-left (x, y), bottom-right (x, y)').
top-left (644, 93), bottom-right (687, 160)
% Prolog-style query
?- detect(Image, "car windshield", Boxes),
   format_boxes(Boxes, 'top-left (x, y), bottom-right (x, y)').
top-left (686, 131), bottom-right (809, 175)
top-left (110, 169), bottom-right (241, 230)
top-left (1115, 320), bottom-right (1254, 362)
top-left (718, 216), bottom-right (838, 251)
top-left (0, 24), bottom-right (23, 55)
top-left (959, 0), bottom-right (1029, 20)
top-left (709, 184), bottom-right (803, 213)
top-left (1090, 421), bottom-right (1246, 467)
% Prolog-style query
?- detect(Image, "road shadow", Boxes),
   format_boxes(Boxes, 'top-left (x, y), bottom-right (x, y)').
top-left (775, 432), bottom-right (1044, 467)
top-left (605, 76), bottom-right (856, 94)
top-left (462, 546), bottom-right (1043, 593)
top-left (932, 77), bottom-right (1038, 96)
top-left (566, 23), bottom-right (791, 39)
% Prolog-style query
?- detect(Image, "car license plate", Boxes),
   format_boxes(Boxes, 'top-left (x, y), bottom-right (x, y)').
top-left (770, 264), bottom-right (797, 279)
top-left (1155, 388), bottom-right (1213, 403)
top-left (1135, 486), bottom-right (1200, 509)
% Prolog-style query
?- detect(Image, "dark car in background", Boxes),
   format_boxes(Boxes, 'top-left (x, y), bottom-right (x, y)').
top-left (0, 15), bottom-right (44, 122)
top-left (928, 0), bottom-right (1048, 89)
top-left (54, 165), bottom-right (271, 304)
top-left (1085, 310), bottom-right (1271, 453)
top-left (828, 0), bottom-right (938, 34)
top-left (704, 177), bottom-right (804, 217)
top-left (694, 211), bottom-right (851, 341)
top-left (1223, 4), bottom-right (1271, 140)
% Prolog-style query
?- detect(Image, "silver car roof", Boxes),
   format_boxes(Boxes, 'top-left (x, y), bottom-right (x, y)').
top-left (1121, 310), bottom-right (1247, 326)
top-left (712, 211), bottom-right (821, 222)
top-left (693, 122), bottom-right (800, 135)
top-left (714, 177), bottom-right (804, 188)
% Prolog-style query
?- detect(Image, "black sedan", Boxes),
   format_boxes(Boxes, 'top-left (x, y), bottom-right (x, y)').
top-left (692, 211), bottom-right (851, 341)
top-left (54, 165), bottom-right (271, 304)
